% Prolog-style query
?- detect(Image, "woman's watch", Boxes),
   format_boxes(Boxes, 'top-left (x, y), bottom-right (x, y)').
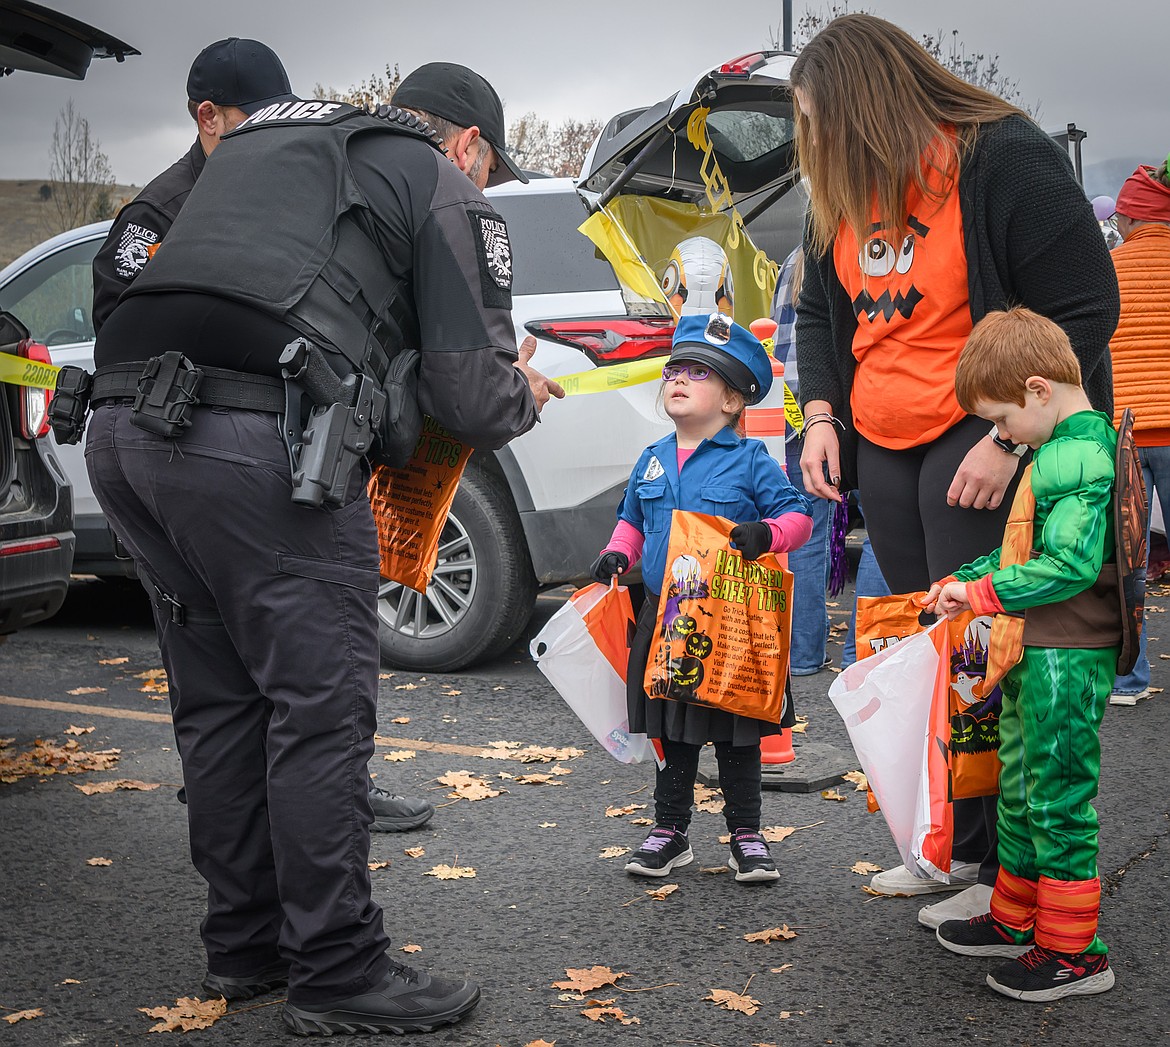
top-left (988, 424), bottom-right (1027, 458)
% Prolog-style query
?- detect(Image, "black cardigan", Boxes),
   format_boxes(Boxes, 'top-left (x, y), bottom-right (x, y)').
top-left (794, 115), bottom-right (1119, 490)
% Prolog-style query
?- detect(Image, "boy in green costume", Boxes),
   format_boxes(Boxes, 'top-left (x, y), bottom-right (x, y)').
top-left (924, 307), bottom-right (1122, 1002)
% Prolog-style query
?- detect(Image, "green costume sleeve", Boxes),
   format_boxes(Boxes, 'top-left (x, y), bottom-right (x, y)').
top-left (978, 436), bottom-right (1114, 612)
top-left (955, 547), bottom-right (1004, 584)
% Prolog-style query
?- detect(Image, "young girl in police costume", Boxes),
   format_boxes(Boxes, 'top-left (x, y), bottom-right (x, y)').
top-left (590, 313), bottom-right (812, 882)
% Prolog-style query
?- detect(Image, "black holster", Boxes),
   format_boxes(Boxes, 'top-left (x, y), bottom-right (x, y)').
top-left (131, 352), bottom-right (202, 438)
top-left (48, 365), bottom-right (94, 445)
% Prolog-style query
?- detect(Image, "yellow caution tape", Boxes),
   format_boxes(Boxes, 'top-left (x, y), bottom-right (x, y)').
top-left (0, 351), bottom-right (60, 389)
top-left (558, 355), bottom-right (805, 431)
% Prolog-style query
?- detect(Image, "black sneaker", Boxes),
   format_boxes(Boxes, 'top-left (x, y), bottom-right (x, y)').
top-left (936, 913), bottom-right (1033, 958)
top-left (369, 786), bottom-right (435, 833)
top-left (987, 946), bottom-right (1115, 1002)
top-left (727, 829), bottom-right (780, 883)
top-left (624, 827), bottom-right (694, 877)
top-left (202, 960), bottom-right (290, 1001)
top-left (283, 960), bottom-right (480, 1035)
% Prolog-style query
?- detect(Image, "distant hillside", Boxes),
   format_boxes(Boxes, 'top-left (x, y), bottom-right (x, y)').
top-left (0, 179), bottom-right (140, 268)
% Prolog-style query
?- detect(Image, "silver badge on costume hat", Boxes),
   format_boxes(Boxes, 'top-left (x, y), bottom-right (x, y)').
top-left (643, 456), bottom-right (665, 481)
top-left (704, 311), bottom-right (732, 345)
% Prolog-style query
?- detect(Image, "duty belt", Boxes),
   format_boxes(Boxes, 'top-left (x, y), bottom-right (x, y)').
top-left (91, 360), bottom-right (285, 412)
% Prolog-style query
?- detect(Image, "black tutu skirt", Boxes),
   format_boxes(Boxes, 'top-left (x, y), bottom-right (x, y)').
top-left (626, 589), bottom-right (794, 746)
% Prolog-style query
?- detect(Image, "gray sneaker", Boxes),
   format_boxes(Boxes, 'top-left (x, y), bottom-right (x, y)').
top-left (369, 786), bottom-right (434, 833)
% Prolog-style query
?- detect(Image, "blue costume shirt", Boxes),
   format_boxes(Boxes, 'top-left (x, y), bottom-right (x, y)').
top-left (617, 427), bottom-right (809, 595)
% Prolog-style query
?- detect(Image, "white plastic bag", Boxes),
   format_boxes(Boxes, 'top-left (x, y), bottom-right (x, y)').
top-left (531, 582), bottom-right (659, 765)
top-left (828, 620), bottom-right (955, 881)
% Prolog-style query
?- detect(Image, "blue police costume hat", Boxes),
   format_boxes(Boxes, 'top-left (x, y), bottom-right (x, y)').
top-left (668, 312), bottom-right (773, 405)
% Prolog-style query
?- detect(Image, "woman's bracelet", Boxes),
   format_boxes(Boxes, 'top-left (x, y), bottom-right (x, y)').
top-left (800, 412), bottom-right (845, 436)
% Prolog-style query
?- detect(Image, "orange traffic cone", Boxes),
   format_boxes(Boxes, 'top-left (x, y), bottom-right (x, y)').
top-left (760, 727), bottom-right (795, 765)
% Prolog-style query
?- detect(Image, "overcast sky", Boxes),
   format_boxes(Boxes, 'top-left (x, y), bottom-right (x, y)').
top-left (1, 0), bottom-right (1161, 199)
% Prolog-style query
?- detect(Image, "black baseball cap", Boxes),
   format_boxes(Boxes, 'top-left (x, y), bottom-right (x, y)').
top-left (187, 38), bottom-right (294, 115)
top-left (393, 62), bottom-right (527, 186)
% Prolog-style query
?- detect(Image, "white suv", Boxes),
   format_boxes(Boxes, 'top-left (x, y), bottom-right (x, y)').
top-left (0, 52), bottom-right (808, 670)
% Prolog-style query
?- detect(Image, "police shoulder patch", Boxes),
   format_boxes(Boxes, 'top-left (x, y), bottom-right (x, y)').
top-left (468, 209), bottom-right (513, 309)
top-left (114, 221), bottom-right (163, 279)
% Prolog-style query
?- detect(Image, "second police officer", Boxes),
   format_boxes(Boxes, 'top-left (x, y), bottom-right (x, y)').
top-left (82, 62), bottom-right (562, 1035)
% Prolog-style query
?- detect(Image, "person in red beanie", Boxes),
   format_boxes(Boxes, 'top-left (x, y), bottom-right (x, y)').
top-left (1107, 157), bottom-right (1170, 704)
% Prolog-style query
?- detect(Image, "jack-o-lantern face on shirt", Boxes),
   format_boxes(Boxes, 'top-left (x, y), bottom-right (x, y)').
top-left (850, 214), bottom-right (930, 323)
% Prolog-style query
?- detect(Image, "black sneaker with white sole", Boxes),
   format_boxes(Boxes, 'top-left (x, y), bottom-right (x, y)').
top-left (369, 786), bottom-right (435, 833)
top-left (283, 960), bottom-right (480, 1035)
top-left (986, 946), bottom-right (1115, 1002)
top-left (936, 912), bottom-right (1033, 958)
top-left (727, 829), bottom-right (780, 883)
top-left (624, 827), bottom-right (694, 877)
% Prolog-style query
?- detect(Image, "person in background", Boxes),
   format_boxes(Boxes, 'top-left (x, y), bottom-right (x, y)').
top-left (590, 314), bottom-right (811, 884)
top-left (791, 13), bottom-right (1118, 929)
top-left (1105, 157), bottom-right (1170, 705)
top-left (771, 246), bottom-right (832, 675)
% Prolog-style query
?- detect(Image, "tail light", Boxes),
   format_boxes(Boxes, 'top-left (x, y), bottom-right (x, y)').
top-left (525, 318), bottom-right (675, 366)
top-left (18, 339), bottom-right (53, 439)
top-left (718, 53), bottom-right (767, 77)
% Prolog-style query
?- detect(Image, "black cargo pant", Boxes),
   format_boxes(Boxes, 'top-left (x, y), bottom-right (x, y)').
top-left (85, 401), bottom-right (391, 1006)
top-left (858, 413), bottom-right (1025, 888)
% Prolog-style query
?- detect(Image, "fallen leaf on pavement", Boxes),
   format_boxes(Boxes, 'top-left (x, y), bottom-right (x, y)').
top-left (85, 856), bottom-right (112, 867)
top-left (706, 987), bottom-right (761, 1015)
top-left (368, 861), bottom-right (391, 871)
top-left (403, 847), bottom-right (425, 858)
top-left (514, 745), bottom-right (583, 763)
top-left (61, 979), bottom-right (81, 985)
top-left (394, 683), bottom-right (418, 691)
top-left (843, 770), bottom-right (868, 791)
top-left (700, 866), bottom-right (732, 874)
top-left (66, 687), bottom-right (106, 695)
top-left (719, 822), bottom-right (823, 845)
top-left (401, 944), bottom-right (422, 954)
top-left (382, 750), bottom-right (416, 762)
top-left (3, 1009), bottom-right (43, 1024)
top-left (98, 657), bottom-right (129, 665)
top-left (425, 864), bottom-right (476, 880)
top-left (605, 804), bottom-right (647, 817)
top-left (138, 996), bottom-right (226, 1033)
top-left (851, 861), bottom-right (882, 875)
top-left (437, 770), bottom-right (500, 800)
top-left (389, 716), bottom-right (410, 724)
top-left (744, 925), bottom-right (797, 943)
top-left (64, 725), bottom-right (95, 735)
top-left (770, 965), bottom-right (794, 974)
top-left (74, 780), bottom-right (160, 795)
top-left (539, 822), bottom-right (557, 828)
top-left (646, 884), bottom-right (678, 900)
top-left (821, 789), bottom-right (846, 802)
top-left (581, 999), bottom-right (639, 1024)
top-left (552, 966), bottom-right (629, 993)
top-left (379, 673), bottom-right (393, 679)
top-left (630, 817), bottom-right (654, 826)
top-left (523, 1040), bottom-right (556, 1047)
top-left (598, 846), bottom-right (630, 859)
top-left (0, 737), bottom-right (121, 783)
top-left (511, 773), bottom-right (562, 786)
top-left (441, 689), bottom-right (462, 696)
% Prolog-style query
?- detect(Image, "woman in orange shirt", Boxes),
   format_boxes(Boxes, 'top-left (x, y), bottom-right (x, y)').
top-left (790, 13), bottom-right (1118, 933)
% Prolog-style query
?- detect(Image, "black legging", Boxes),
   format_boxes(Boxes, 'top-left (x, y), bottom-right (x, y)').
top-left (857, 413), bottom-right (1025, 884)
top-left (654, 739), bottom-right (762, 833)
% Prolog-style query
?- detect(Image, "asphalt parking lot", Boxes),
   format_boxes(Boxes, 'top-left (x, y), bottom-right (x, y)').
top-left (1, 575), bottom-right (1168, 1046)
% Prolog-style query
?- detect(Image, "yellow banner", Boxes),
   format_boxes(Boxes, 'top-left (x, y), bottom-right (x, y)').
top-left (0, 352), bottom-right (59, 389)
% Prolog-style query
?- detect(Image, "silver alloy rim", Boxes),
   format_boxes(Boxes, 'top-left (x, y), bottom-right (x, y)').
top-left (376, 510), bottom-right (477, 639)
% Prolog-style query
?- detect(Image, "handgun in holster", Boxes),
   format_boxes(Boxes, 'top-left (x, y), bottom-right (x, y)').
top-left (48, 365), bottom-right (94, 445)
top-left (279, 337), bottom-right (387, 509)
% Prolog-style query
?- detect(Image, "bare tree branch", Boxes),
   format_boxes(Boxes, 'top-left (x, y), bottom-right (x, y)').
top-left (44, 99), bottom-right (117, 234)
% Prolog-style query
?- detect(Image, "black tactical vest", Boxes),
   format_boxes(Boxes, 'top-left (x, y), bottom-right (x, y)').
top-left (124, 101), bottom-right (446, 382)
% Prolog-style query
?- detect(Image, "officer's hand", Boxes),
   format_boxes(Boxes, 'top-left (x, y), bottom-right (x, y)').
top-left (515, 335), bottom-right (566, 412)
top-left (589, 551), bottom-right (629, 584)
top-left (729, 522), bottom-right (772, 562)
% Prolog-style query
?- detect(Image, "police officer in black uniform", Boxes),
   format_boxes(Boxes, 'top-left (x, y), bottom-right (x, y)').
top-left (82, 64), bottom-right (561, 1034)
top-left (91, 37), bottom-right (436, 835)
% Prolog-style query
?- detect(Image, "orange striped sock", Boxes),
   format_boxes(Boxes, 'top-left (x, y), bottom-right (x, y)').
top-left (990, 868), bottom-right (1037, 933)
top-left (1035, 876), bottom-right (1100, 953)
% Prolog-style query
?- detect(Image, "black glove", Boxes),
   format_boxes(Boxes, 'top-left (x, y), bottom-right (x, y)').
top-left (729, 522), bottom-right (772, 562)
top-left (589, 550), bottom-right (629, 584)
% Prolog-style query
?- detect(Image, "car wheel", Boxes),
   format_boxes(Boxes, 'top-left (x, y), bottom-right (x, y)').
top-left (376, 461), bottom-right (537, 672)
